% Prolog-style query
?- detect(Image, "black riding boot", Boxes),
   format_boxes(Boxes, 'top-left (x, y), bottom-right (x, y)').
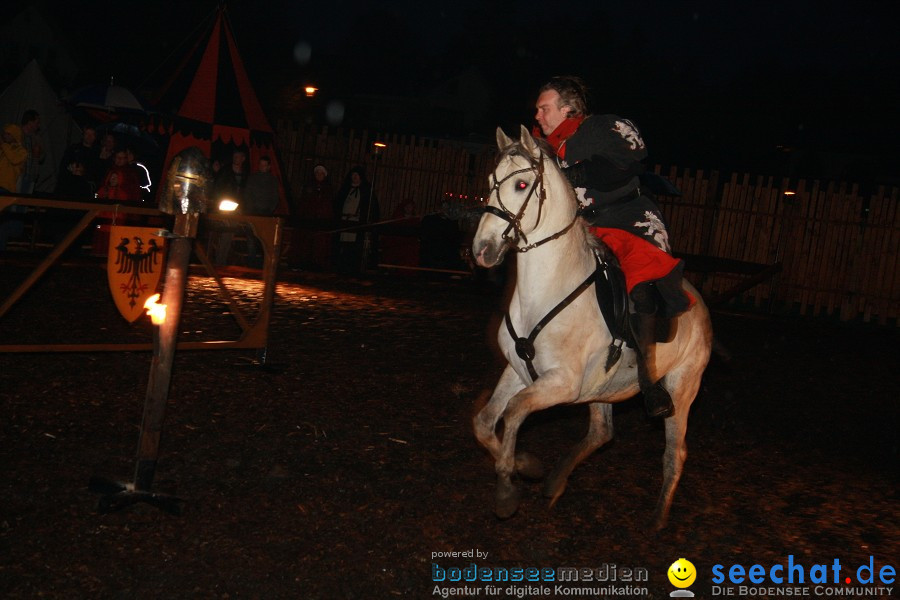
top-left (633, 311), bottom-right (675, 418)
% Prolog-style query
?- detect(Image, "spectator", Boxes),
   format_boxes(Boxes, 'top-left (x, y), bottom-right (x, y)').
top-left (243, 156), bottom-right (279, 216)
top-left (290, 163), bottom-right (334, 270)
top-left (17, 109), bottom-right (44, 194)
top-left (95, 133), bottom-right (117, 184)
top-left (0, 123), bottom-right (29, 250)
top-left (333, 165), bottom-right (378, 274)
top-left (0, 124), bottom-right (27, 192)
top-left (55, 159), bottom-right (93, 198)
top-left (97, 150), bottom-right (141, 201)
top-left (58, 125), bottom-right (100, 191)
top-left (243, 155), bottom-right (280, 268)
top-left (210, 149), bottom-right (248, 265)
top-left (93, 150), bottom-right (141, 256)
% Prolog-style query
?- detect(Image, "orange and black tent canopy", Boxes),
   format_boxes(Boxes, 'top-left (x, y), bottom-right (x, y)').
top-left (146, 6), bottom-right (290, 215)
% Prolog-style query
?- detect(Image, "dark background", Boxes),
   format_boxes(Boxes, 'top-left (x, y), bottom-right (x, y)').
top-left (4, 0), bottom-right (900, 181)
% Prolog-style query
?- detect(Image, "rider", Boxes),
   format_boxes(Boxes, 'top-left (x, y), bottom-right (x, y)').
top-left (532, 75), bottom-right (691, 419)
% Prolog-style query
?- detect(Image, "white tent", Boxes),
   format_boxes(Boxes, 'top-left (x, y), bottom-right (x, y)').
top-left (0, 59), bottom-right (81, 193)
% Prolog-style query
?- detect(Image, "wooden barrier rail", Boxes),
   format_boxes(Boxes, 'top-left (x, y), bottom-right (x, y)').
top-left (0, 194), bottom-right (282, 352)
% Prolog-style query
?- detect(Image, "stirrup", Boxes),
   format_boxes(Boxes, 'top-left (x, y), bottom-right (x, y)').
top-left (642, 381), bottom-right (674, 418)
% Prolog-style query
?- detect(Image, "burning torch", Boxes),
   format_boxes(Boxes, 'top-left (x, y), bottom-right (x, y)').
top-left (93, 147), bottom-right (210, 514)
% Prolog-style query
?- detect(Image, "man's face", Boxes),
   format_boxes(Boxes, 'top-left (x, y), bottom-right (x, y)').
top-left (258, 159), bottom-right (270, 173)
top-left (83, 129), bottom-right (96, 146)
top-left (351, 172), bottom-right (361, 187)
top-left (24, 117), bottom-right (40, 134)
top-left (114, 151), bottom-right (128, 166)
top-left (535, 89), bottom-right (570, 136)
top-left (233, 153), bottom-right (246, 170)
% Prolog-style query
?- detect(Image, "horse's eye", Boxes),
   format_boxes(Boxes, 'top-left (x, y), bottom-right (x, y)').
top-left (516, 181), bottom-right (528, 191)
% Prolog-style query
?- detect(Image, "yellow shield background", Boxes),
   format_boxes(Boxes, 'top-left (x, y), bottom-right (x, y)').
top-left (107, 226), bottom-right (168, 323)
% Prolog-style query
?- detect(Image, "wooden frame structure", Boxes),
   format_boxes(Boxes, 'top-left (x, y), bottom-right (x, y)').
top-left (0, 195), bottom-right (282, 353)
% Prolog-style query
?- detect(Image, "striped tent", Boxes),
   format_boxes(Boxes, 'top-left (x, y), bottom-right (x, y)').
top-left (147, 6), bottom-right (289, 215)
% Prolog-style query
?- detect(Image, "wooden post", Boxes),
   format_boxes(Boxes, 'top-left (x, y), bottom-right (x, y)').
top-left (133, 213), bottom-right (197, 491)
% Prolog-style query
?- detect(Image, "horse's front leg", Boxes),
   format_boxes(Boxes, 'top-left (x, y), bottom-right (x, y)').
top-left (493, 370), bottom-right (580, 519)
top-left (473, 365), bottom-right (524, 461)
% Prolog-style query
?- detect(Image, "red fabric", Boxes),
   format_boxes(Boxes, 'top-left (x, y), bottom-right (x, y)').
top-left (591, 227), bottom-right (683, 293)
top-left (97, 166), bottom-right (141, 202)
top-left (532, 116), bottom-right (583, 160)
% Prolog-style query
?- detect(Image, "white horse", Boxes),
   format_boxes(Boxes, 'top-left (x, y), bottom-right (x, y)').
top-left (472, 126), bottom-right (712, 529)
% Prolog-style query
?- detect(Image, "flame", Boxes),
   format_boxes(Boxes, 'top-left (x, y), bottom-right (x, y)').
top-left (218, 199), bottom-right (239, 212)
top-left (144, 293), bottom-right (167, 325)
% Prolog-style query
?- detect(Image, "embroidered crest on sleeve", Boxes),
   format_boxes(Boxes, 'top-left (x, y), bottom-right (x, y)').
top-left (612, 120), bottom-right (646, 150)
top-left (574, 186), bottom-right (589, 206)
top-left (634, 210), bottom-right (671, 252)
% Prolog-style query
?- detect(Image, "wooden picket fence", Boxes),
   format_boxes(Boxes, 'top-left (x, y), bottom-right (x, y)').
top-left (654, 168), bottom-right (898, 325)
top-left (275, 122), bottom-right (899, 326)
top-left (276, 121), bottom-right (496, 218)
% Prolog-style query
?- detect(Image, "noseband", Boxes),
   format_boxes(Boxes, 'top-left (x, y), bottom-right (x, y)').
top-left (483, 149), bottom-right (578, 253)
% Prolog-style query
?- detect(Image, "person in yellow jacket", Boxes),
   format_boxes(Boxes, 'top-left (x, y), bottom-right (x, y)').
top-left (1, 124), bottom-right (29, 250)
top-left (0, 124), bottom-right (28, 192)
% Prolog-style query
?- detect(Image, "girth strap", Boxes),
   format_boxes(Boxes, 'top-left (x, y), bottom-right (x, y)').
top-left (505, 255), bottom-right (601, 382)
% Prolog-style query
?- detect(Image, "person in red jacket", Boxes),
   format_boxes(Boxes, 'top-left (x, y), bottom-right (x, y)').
top-left (97, 150), bottom-right (140, 202)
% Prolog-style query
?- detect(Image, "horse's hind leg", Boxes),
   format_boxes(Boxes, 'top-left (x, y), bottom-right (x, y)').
top-left (653, 371), bottom-right (701, 529)
top-left (543, 402), bottom-right (613, 507)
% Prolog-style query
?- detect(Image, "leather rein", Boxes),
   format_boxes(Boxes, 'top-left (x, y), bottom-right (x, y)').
top-left (485, 148), bottom-right (604, 382)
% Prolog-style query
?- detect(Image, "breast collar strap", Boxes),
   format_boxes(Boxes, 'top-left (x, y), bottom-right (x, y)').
top-left (505, 252), bottom-right (604, 382)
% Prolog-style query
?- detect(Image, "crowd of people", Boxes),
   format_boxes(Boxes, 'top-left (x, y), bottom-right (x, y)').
top-left (288, 162), bottom-right (382, 275)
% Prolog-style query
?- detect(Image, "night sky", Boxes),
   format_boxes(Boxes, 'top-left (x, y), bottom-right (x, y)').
top-left (16, 0), bottom-right (900, 180)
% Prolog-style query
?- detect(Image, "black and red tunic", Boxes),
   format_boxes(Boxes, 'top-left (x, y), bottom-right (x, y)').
top-left (536, 115), bottom-right (692, 316)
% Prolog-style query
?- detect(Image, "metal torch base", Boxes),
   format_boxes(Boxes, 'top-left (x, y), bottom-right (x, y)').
top-left (89, 476), bottom-right (184, 516)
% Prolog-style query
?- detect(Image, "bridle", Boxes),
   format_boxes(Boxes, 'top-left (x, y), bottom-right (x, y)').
top-left (483, 148), bottom-right (578, 253)
top-left (482, 143), bottom-right (614, 382)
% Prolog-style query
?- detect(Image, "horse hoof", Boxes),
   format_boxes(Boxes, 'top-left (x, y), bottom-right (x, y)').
top-left (515, 452), bottom-right (545, 480)
top-left (494, 484), bottom-right (521, 520)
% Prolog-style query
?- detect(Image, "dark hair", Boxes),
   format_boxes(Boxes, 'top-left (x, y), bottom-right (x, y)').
top-left (21, 109), bottom-right (39, 126)
top-left (538, 76), bottom-right (590, 118)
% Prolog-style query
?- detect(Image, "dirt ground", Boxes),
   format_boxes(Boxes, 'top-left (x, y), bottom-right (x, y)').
top-left (1, 258), bottom-right (897, 599)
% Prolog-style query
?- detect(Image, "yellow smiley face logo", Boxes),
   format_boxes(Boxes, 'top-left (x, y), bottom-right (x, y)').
top-left (668, 558), bottom-right (697, 588)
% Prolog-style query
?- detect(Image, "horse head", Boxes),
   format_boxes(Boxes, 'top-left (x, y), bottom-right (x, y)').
top-left (473, 125), bottom-right (576, 268)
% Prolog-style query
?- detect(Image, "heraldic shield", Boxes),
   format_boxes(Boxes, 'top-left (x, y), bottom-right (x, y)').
top-left (107, 226), bottom-right (168, 323)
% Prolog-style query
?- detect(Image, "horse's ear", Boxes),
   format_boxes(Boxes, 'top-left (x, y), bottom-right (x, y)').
top-left (519, 124), bottom-right (538, 157)
top-left (496, 127), bottom-right (514, 150)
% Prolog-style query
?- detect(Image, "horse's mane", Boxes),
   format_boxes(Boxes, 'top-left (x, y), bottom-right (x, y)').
top-left (495, 137), bottom-right (555, 167)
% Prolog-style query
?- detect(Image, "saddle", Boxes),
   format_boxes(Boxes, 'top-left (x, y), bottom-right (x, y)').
top-left (592, 243), bottom-right (632, 370)
top-left (504, 242), bottom-right (665, 382)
